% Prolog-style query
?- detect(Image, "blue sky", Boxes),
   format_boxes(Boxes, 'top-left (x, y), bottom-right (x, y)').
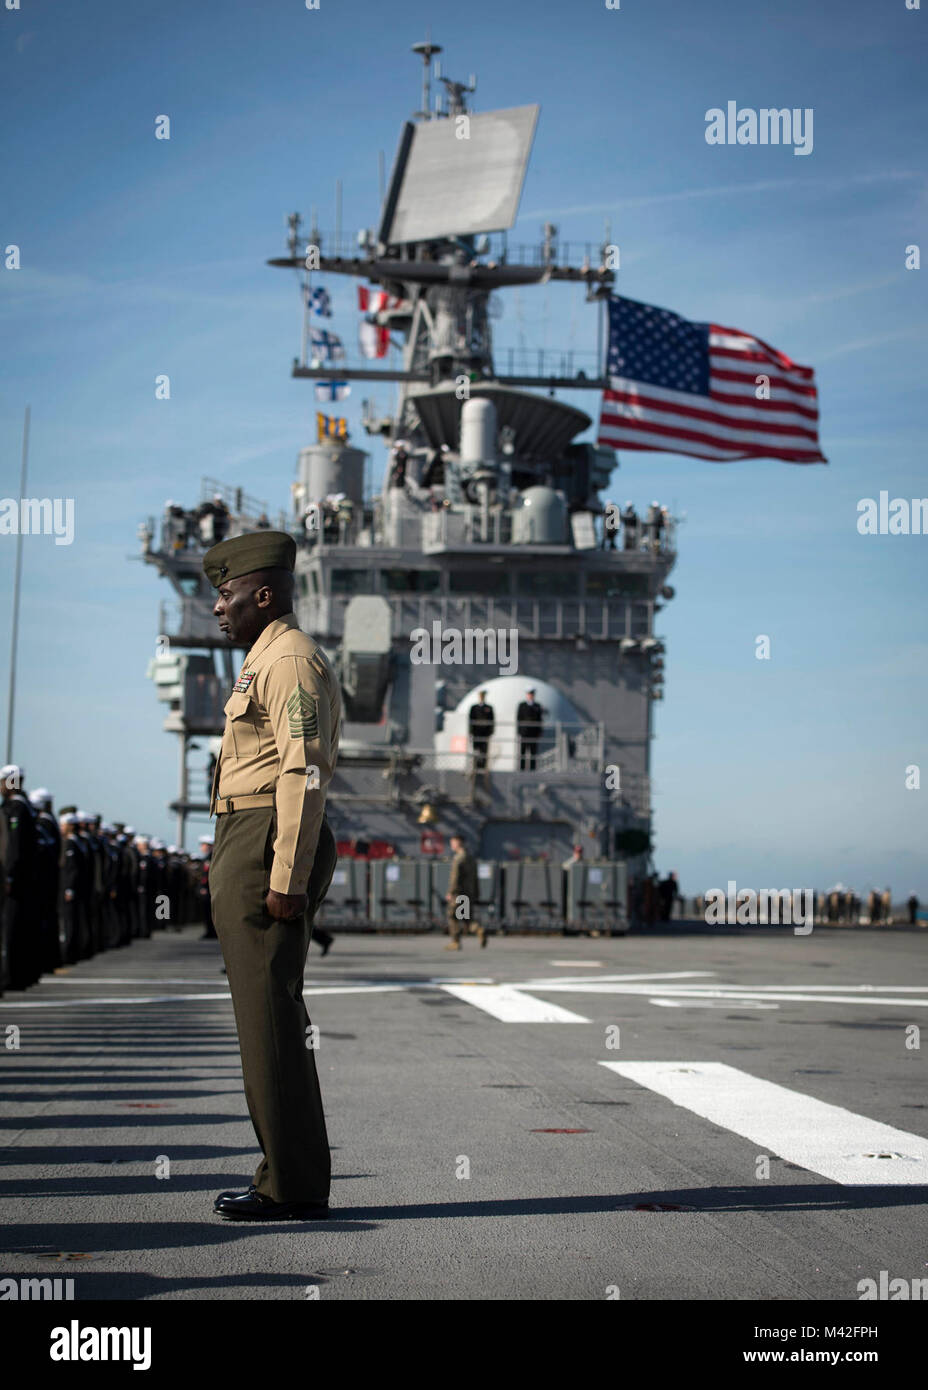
top-left (1, 0), bottom-right (926, 896)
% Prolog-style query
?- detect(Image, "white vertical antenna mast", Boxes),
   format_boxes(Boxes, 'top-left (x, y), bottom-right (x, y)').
top-left (411, 38), bottom-right (442, 120)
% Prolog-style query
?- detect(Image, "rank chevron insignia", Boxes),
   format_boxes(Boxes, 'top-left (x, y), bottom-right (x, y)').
top-left (287, 683), bottom-right (319, 740)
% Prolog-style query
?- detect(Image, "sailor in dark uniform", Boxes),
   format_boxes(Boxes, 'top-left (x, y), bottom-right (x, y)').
top-left (197, 834), bottom-right (217, 939)
top-left (58, 812), bottom-right (83, 964)
top-left (515, 689), bottom-right (544, 771)
top-left (1, 765), bottom-right (39, 989)
top-left (29, 788), bottom-right (62, 971)
top-left (112, 825), bottom-right (137, 946)
top-left (620, 501), bottom-right (638, 551)
top-left (467, 690), bottom-right (495, 780)
top-left (60, 806), bottom-right (93, 957)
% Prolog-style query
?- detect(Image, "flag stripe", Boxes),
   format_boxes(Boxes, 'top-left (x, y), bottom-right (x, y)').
top-left (711, 325), bottom-right (815, 376)
top-left (598, 415), bottom-right (825, 461)
top-left (610, 369), bottom-right (819, 414)
top-left (708, 385), bottom-right (819, 418)
top-left (710, 362), bottom-right (820, 400)
top-left (603, 382), bottom-right (821, 438)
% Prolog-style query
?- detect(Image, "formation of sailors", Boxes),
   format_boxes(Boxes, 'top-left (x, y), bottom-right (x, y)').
top-left (817, 886), bottom-right (916, 926)
top-left (0, 765), bottom-right (213, 995)
top-left (160, 494), bottom-right (231, 552)
top-left (628, 872), bottom-right (683, 928)
top-left (302, 493), bottom-right (356, 546)
top-left (687, 886), bottom-right (916, 927)
top-left (604, 501), bottom-right (670, 553)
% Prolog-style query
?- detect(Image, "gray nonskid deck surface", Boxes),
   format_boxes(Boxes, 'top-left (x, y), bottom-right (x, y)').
top-left (1, 925), bottom-right (926, 1301)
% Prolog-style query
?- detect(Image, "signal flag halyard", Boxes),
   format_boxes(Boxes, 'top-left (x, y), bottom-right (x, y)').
top-left (597, 295), bottom-right (826, 464)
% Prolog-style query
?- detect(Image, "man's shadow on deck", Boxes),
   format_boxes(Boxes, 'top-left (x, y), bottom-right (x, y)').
top-left (3, 1182), bottom-right (926, 1255)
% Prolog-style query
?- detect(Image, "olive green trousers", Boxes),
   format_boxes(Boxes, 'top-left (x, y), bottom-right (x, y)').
top-left (209, 808), bottom-right (336, 1203)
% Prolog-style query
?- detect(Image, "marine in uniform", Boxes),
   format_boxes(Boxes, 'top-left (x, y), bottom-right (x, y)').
top-left (445, 834), bottom-right (486, 950)
top-left (204, 530), bottom-right (340, 1221)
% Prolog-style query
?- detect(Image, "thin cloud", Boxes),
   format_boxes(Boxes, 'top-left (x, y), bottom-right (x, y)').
top-left (0, 266), bottom-right (269, 312)
top-left (797, 274), bottom-right (903, 306)
top-left (523, 170), bottom-right (922, 221)
top-left (816, 324), bottom-right (928, 361)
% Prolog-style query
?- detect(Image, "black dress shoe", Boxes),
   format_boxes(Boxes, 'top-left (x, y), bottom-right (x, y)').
top-left (215, 1189), bottom-right (330, 1221)
top-left (213, 1184), bottom-right (257, 1211)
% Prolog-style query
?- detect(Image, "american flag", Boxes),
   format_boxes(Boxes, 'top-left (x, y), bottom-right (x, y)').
top-left (597, 295), bottom-right (825, 464)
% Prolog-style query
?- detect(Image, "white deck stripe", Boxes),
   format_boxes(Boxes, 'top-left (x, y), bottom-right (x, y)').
top-left (514, 971), bottom-right (713, 988)
top-left (441, 984), bottom-right (589, 1022)
top-left (650, 998), bottom-right (780, 1009)
top-left (536, 983), bottom-right (928, 1007)
top-left (547, 960), bottom-right (605, 967)
top-left (601, 1061), bottom-right (928, 1185)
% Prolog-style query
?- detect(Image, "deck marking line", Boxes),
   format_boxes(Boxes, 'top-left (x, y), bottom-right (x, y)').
top-left (441, 984), bottom-right (589, 1022)
top-left (536, 983), bottom-right (928, 1007)
top-left (601, 1061), bottom-right (928, 1185)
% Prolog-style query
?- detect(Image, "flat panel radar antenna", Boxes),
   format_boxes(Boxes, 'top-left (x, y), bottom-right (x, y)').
top-left (378, 103), bottom-right (538, 246)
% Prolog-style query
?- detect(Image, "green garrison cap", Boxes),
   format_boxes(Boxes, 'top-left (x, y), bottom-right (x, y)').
top-left (203, 530), bottom-right (296, 587)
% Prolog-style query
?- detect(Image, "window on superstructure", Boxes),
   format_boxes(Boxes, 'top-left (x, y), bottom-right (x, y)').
top-left (331, 569), bottom-right (373, 595)
top-left (447, 569), bottom-right (511, 596)
top-left (515, 571), bottom-right (578, 597)
top-left (381, 568), bottom-right (441, 593)
top-left (585, 573), bottom-right (649, 598)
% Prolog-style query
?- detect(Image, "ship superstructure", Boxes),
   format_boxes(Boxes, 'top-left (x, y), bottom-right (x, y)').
top-left (141, 43), bottom-right (677, 883)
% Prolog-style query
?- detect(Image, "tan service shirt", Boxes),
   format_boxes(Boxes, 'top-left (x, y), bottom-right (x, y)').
top-left (211, 613), bottom-right (341, 894)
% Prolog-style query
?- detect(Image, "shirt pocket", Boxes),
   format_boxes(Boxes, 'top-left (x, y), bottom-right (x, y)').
top-left (223, 691), bottom-right (260, 758)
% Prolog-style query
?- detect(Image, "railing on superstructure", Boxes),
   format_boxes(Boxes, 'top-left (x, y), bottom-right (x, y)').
top-left (286, 228), bottom-right (610, 271)
top-left (326, 737), bottom-right (651, 817)
top-left (140, 480), bottom-right (288, 564)
top-left (330, 724), bottom-right (602, 788)
top-left (160, 593), bottom-right (658, 644)
top-left (298, 500), bottom-right (676, 555)
top-left (304, 345), bottom-right (603, 383)
top-left (421, 506), bottom-right (514, 549)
